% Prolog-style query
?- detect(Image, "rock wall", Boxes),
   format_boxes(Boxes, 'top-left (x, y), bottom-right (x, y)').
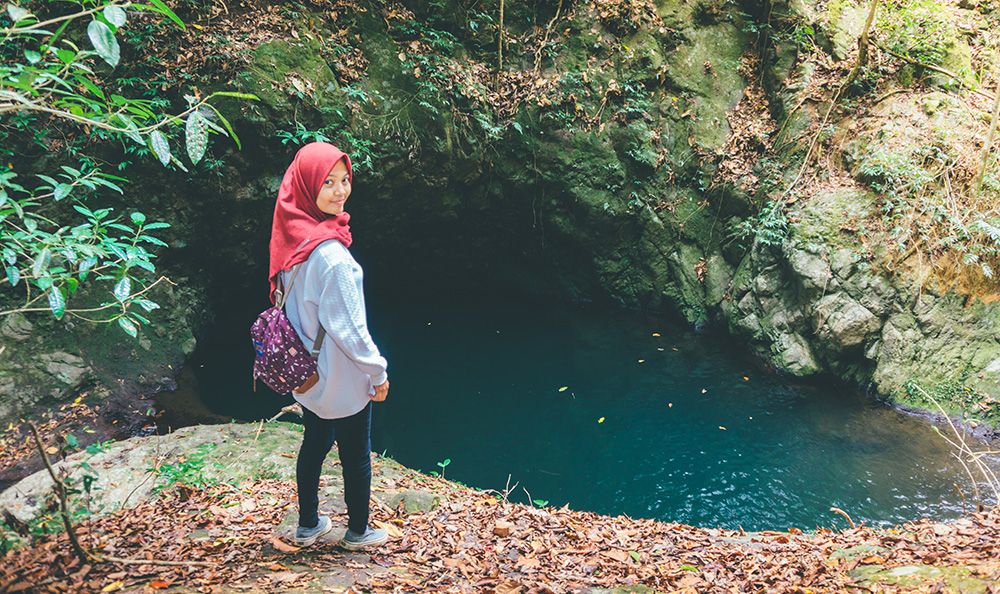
top-left (2, 0), bottom-right (998, 431)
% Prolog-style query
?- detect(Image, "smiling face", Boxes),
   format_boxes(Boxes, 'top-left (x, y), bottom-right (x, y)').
top-left (315, 159), bottom-right (352, 215)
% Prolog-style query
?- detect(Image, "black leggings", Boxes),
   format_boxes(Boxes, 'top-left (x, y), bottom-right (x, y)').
top-left (296, 402), bottom-right (372, 534)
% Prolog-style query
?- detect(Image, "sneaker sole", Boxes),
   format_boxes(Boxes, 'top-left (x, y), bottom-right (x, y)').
top-left (293, 521), bottom-right (334, 547)
top-left (339, 532), bottom-right (389, 551)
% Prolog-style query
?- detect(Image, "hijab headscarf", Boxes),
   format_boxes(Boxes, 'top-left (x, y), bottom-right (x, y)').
top-left (268, 142), bottom-right (353, 303)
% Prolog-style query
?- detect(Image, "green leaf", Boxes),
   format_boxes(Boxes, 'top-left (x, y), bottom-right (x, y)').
top-left (6, 3), bottom-right (31, 22)
top-left (32, 248), bottom-right (50, 277)
top-left (65, 277), bottom-right (79, 294)
top-left (130, 212), bottom-right (146, 225)
top-left (142, 222), bottom-right (171, 231)
top-left (23, 49), bottom-right (41, 64)
top-left (117, 316), bottom-right (138, 338)
top-left (138, 235), bottom-right (168, 247)
top-left (115, 114), bottom-right (144, 145)
top-left (55, 48), bottom-right (76, 64)
top-left (629, 551), bottom-right (641, 562)
top-left (147, 0), bottom-right (184, 29)
top-left (113, 276), bottom-right (131, 302)
top-left (6, 266), bottom-right (20, 286)
top-left (204, 104), bottom-right (241, 149)
top-left (206, 91), bottom-right (259, 101)
top-left (48, 287), bottom-right (66, 319)
top-left (87, 19), bottom-right (120, 67)
top-left (103, 5), bottom-right (127, 27)
top-left (185, 110), bottom-right (208, 164)
top-left (53, 183), bottom-right (72, 201)
top-left (65, 434), bottom-right (79, 448)
top-left (135, 298), bottom-right (160, 312)
top-left (149, 130), bottom-right (171, 166)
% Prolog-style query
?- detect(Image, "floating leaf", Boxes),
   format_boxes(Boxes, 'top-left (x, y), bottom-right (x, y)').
top-left (113, 276), bottom-right (131, 302)
top-left (597, 416), bottom-right (605, 424)
top-left (637, 359), bottom-right (645, 363)
top-left (558, 386), bottom-right (568, 392)
top-left (149, 130), bottom-right (171, 166)
top-left (701, 388), bottom-right (708, 394)
top-left (719, 426), bottom-right (727, 431)
top-left (103, 5), bottom-right (127, 27)
top-left (742, 375), bottom-right (750, 381)
top-left (185, 110), bottom-right (208, 164)
top-left (651, 332), bottom-right (661, 337)
top-left (668, 402), bottom-right (673, 408)
top-left (87, 19), bottom-right (120, 67)
top-left (48, 287), bottom-right (65, 319)
top-left (117, 316), bottom-right (138, 338)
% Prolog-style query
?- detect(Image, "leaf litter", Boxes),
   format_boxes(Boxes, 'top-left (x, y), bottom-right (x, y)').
top-left (3, 455), bottom-right (1000, 593)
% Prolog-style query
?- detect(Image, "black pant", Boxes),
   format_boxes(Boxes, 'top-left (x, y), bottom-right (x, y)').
top-left (296, 402), bottom-right (372, 534)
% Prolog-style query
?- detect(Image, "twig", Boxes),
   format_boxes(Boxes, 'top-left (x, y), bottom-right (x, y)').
top-left (25, 421), bottom-right (92, 564)
top-left (873, 42), bottom-right (996, 103)
top-left (974, 74), bottom-right (1000, 195)
top-left (829, 507), bottom-right (856, 529)
top-left (267, 403), bottom-right (303, 423)
top-left (532, 0), bottom-right (565, 74)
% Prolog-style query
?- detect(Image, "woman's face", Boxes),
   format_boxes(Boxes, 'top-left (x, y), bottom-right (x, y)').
top-left (315, 159), bottom-right (351, 215)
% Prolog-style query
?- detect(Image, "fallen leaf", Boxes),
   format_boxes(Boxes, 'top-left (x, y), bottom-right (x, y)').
top-left (558, 386), bottom-right (568, 392)
top-left (597, 417), bottom-right (605, 424)
top-left (719, 426), bottom-right (727, 431)
top-left (101, 582), bottom-right (124, 593)
top-left (651, 332), bottom-right (661, 337)
top-left (269, 535), bottom-right (301, 554)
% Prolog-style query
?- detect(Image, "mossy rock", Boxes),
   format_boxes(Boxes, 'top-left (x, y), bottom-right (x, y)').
top-left (850, 564), bottom-right (994, 593)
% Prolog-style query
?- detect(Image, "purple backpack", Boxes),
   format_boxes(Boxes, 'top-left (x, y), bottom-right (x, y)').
top-left (251, 265), bottom-right (326, 394)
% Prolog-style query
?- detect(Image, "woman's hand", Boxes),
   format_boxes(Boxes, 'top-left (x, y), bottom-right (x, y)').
top-left (371, 379), bottom-right (389, 402)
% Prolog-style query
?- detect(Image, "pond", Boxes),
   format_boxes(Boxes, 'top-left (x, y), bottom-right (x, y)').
top-left (157, 285), bottom-right (998, 531)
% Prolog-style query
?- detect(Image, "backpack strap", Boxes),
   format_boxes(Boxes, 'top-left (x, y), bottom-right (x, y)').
top-left (279, 264), bottom-right (326, 358)
top-left (310, 325), bottom-right (326, 357)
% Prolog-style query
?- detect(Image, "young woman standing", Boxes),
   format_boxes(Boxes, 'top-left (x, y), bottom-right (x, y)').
top-left (267, 142), bottom-right (389, 549)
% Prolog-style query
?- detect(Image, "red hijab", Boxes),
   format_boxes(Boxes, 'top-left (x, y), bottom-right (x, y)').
top-left (268, 142), bottom-right (354, 303)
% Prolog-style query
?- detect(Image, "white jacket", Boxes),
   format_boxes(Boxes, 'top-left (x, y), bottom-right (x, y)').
top-left (279, 240), bottom-right (388, 419)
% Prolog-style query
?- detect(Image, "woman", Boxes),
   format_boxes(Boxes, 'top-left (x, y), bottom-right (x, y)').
top-left (267, 142), bottom-right (390, 549)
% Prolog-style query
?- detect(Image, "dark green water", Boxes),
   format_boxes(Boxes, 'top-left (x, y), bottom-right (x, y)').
top-left (159, 292), bottom-right (998, 531)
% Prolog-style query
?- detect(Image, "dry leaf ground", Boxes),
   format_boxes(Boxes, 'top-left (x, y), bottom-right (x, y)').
top-left (1, 423), bottom-right (998, 593)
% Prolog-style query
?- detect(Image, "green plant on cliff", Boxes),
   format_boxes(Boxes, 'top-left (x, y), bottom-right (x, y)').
top-left (0, 1), bottom-right (255, 336)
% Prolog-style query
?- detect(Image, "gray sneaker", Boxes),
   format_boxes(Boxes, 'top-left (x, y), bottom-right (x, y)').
top-left (294, 515), bottom-right (333, 546)
top-left (340, 526), bottom-right (389, 550)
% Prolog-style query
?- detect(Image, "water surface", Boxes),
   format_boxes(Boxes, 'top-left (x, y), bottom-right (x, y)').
top-left (161, 294), bottom-right (998, 530)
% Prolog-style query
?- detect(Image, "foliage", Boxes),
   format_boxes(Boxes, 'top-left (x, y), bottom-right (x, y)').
top-left (151, 442), bottom-right (219, 493)
top-left (728, 199), bottom-right (789, 249)
top-left (857, 142), bottom-right (999, 280)
top-left (1, 1), bottom-right (254, 336)
top-left (877, 0), bottom-right (957, 67)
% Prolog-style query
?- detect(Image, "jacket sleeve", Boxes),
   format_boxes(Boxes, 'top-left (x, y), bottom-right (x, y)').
top-left (316, 258), bottom-right (388, 385)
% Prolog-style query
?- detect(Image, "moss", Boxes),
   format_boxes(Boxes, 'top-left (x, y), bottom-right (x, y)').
top-left (791, 188), bottom-right (876, 249)
top-left (850, 564), bottom-right (992, 593)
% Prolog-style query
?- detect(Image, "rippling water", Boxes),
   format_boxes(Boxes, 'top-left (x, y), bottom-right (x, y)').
top-left (161, 294), bottom-right (999, 530)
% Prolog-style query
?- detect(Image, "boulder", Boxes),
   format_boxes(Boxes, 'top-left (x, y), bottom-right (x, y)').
top-left (813, 293), bottom-right (881, 349)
